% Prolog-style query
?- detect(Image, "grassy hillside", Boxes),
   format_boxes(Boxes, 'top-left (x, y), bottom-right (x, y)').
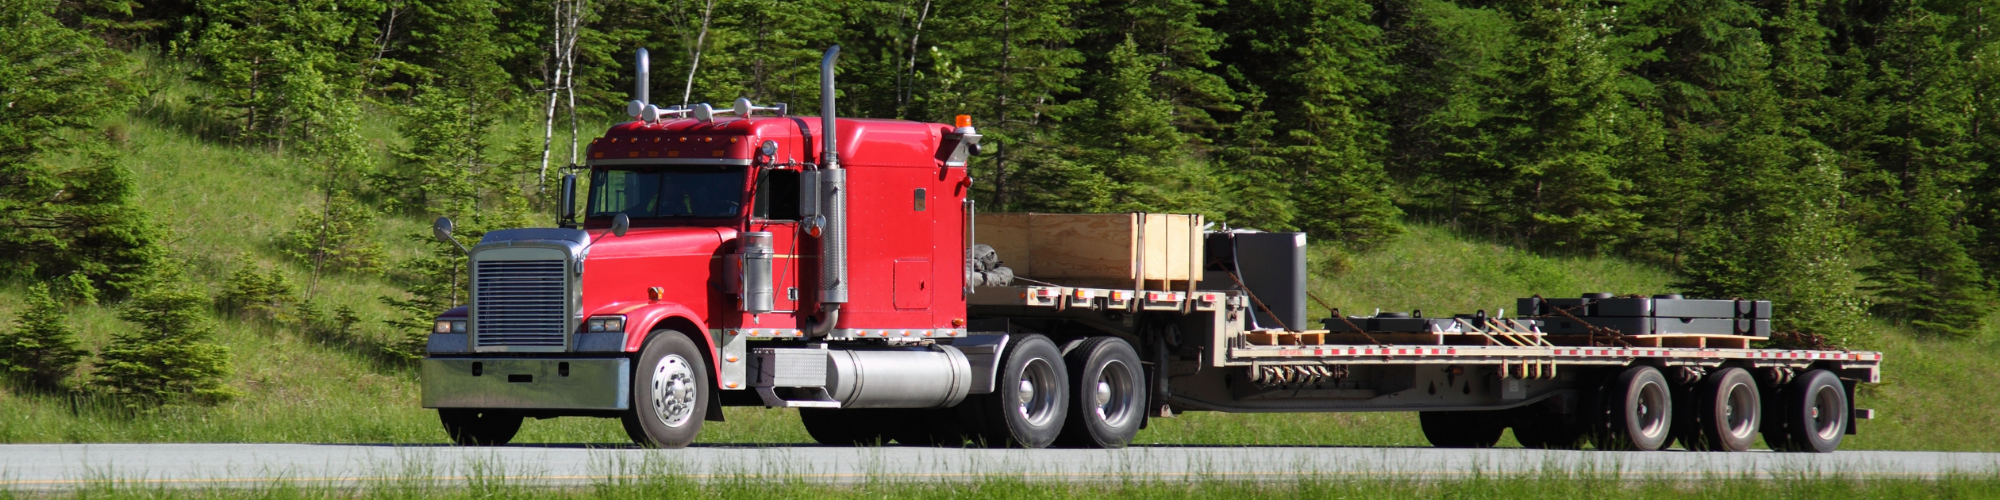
top-left (0, 62), bottom-right (1995, 451)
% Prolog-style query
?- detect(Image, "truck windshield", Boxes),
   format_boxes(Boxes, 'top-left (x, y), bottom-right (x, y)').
top-left (587, 165), bottom-right (747, 218)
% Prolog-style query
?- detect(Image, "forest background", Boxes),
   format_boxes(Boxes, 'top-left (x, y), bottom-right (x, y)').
top-left (0, 0), bottom-right (1994, 424)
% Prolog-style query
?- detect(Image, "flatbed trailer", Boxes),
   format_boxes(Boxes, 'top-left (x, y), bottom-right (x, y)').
top-left (421, 46), bottom-right (1882, 454)
top-left (966, 283), bottom-right (1882, 452)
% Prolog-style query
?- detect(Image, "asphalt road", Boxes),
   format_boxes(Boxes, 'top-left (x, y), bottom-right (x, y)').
top-left (1, 443), bottom-right (1996, 489)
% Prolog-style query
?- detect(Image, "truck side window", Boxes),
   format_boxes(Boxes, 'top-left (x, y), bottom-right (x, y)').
top-left (755, 169), bottom-right (802, 220)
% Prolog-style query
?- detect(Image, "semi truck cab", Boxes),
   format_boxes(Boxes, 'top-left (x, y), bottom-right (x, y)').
top-left (421, 46), bottom-right (1016, 448)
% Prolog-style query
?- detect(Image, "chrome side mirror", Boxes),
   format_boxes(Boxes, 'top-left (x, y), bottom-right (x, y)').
top-left (559, 172), bottom-right (578, 227)
top-left (433, 217), bottom-right (469, 254)
top-left (612, 213), bottom-right (630, 237)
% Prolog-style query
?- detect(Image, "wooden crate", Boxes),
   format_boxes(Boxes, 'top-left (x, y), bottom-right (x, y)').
top-left (974, 213), bottom-right (1205, 288)
top-left (1244, 331), bottom-right (1282, 346)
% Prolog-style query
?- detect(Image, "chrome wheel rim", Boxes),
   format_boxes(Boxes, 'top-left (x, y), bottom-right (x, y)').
top-left (1094, 359), bottom-right (1137, 427)
top-left (1723, 381), bottom-right (1757, 439)
top-left (1810, 385), bottom-right (1844, 441)
top-left (652, 354), bottom-right (697, 428)
top-left (1635, 380), bottom-right (1667, 439)
top-left (1017, 358), bottom-right (1060, 427)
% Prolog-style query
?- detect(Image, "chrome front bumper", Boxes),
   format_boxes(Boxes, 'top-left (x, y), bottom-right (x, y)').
top-left (421, 357), bottom-right (630, 410)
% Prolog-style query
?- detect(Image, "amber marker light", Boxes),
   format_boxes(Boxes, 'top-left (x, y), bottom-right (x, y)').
top-left (648, 287), bottom-right (665, 301)
top-left (955, 115), bottom-right (972, 128)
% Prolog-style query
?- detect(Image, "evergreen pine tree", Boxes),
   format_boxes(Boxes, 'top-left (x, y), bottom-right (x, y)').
top-left (96, 266), bottom-right (237, 404)
top-left (0, 0), bottom-right (156, 297)
top-left (1477, 0), bottom-right (1640, 250)
top-left (280, 190), bottom-right (387, 274)
top-left (1237, 0), bottom-right (1404, 245)
top-left (1217, 85), bottom-right (1297, 231)
top-left (926, 0), bottom-right (1087, 210)
top-left (0, 283), bottom-right (88, 391)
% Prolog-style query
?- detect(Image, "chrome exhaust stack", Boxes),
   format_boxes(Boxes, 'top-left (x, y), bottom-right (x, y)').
top-left (817, 45), bottom-right (849, 310)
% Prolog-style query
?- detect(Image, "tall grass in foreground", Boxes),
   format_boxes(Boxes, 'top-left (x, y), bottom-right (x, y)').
top-left (25, 474), bottom-right (2000, 500)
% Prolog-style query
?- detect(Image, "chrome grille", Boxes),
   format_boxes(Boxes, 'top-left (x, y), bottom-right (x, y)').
top-left (473, 259), bottom-right (569, 348)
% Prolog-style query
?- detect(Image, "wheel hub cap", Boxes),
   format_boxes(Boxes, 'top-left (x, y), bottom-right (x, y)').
top-left (652, 354), bottom-right (697, 428)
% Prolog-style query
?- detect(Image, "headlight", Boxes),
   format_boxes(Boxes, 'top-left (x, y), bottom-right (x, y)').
top-left (435, 320), bottom-right (466, 333)
top-left (435, 320), bottom-right (452, 333)
top-left (586, 316), bottom-right (626, 332)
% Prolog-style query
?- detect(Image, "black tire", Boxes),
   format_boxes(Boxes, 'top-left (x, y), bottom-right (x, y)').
top-left (1420, 411), bottom-right (1503, 448)
top-left (1055, 337), bottom-right (1146, 448)
top-left (889, 408), bottom-right (974, 447)
top-left (1774, 369), bottom-right (1847, 453)
top-left (1688, 367), bottom-right (1760, 452)
top-left (1580, 369), bottom-right (1620, 449)
top-left (800, 408), bottom-right (893, 446)
top-left (619, 330), bottom-right (710, 448)
top-left (972, 334), bottom-right (1068, 448)
top-left (438, 409), bottom-right (523, 446)
top-left (1511, 402), bottom-right (1586, 449)
top-left (1601, 365), bottom-right (1673, 451)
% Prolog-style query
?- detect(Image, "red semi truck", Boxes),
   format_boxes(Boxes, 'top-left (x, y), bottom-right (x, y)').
top-left (420, 47), bottom-right (1882, 452)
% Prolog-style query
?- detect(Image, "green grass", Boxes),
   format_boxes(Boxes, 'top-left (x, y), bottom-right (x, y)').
top-left (0, 55), bottom-right (1996, 452)
top-left (21, 473), bottom-right (2000, 499)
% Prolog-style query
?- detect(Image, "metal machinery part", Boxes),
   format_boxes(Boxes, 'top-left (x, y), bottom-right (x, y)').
top-left (634, 48), bottom-right (649, 106)
top-left (753, 345), bottom-right (973, 409)
top-left (422, 358), bottom-right (631, 410)
top-left (739, 231), bottom-right (775, 313)
top-left (818, 46), bottom-right (849, 306)
top-left (650, 354), bottom-right (698, 427)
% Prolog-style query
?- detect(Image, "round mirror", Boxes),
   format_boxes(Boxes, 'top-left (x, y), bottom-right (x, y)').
top-left (431, 217), bottom-right (456, 244)
top-left (612, 213), bottom-right (631, 237)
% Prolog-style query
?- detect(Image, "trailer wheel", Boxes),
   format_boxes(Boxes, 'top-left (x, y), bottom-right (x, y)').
top-left (973, 334), bottom-right (1068, 448)
top-left (1511, 401), bottom-right (1585, 449)
top-left (1055, 337), bottom-right (1145, 448)
top-left (1420, 411), bottom-right (1502, 448)
top-left (619, 330), bottom-right (709, 448)
top-left (800, 408), bottom-right (892, 446)
top-left (1601, 365), bottom-right (1672, 451)
top-left (1688, 367), bottom-right (1760, 452)
top-left (1774, 369), bottom-right (1847, 453)
top-left (438, 409), bottom-right (522, 446)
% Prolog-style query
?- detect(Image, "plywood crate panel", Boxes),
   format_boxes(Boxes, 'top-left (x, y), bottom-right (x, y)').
top-left (973, 213), bottom-right (1205, 284)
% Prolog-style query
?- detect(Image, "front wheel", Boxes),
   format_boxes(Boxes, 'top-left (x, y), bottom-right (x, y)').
top-left (620, 330), bottom-right (710, 448)
top-left (439, 409), bottom-right (523, 446)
